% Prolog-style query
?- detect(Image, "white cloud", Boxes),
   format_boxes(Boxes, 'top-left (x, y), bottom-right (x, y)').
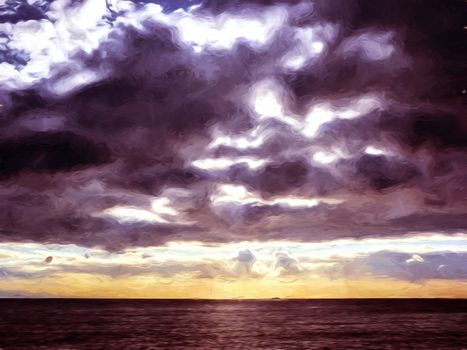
top-left (191, 157), bottom-right (267, 171)
top-left (281, 26), bottom-right (327, 71)
top-left (0, 0), bottom-right (111, 91)
top-left (406, 254), bottom-right (424, 264)
top-left (251, 81), bottom-right (286, 118)
top-left (312, 151), bottom-right (338, 164)
top-left (211, 184), bottom-right (258, 206)
top-left (98, 206), bottom-right (169, 224)
top-left (151, 197), bottom-right (179, 217)
top-left (303, 104), bottom-right (335, 137)
top-left (167, 6), bottom-right (288, 51)
top-left (95, 193), bottom-right (194, 225)
top-left (210, 183), bottom-right (341, 209)
top-left (303, 95), bottom-right (382, 138)
top-left (364, 145), bottom-right (386, 156)
top-left (208, 127), bottom-right (266, 150)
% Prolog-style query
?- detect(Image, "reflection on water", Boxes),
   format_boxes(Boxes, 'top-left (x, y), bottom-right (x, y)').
top-left (1, 299), bottom-right (466, 349)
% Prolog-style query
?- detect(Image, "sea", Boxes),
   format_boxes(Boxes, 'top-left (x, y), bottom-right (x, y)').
top-left (0, 299), bottom-right (466, 349)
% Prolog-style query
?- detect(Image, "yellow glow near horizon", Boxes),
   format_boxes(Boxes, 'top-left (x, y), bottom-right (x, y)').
top-left (1, 273), bottom-right (467, 299)
top-left (1, 233), bottom-right (466, 299)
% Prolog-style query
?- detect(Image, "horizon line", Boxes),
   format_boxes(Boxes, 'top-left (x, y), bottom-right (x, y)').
top-left (1, 297), bottom-right (466, 301)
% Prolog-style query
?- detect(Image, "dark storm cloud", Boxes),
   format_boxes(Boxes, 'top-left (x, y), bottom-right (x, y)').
top-left (0, 0), bottom-right (465, 249)
top-left (0, 131), bottom-right (110, 178)
top-left (0, 0), bottom-right (51, 24)
top-left (353, 154), bottom-right (420, 190)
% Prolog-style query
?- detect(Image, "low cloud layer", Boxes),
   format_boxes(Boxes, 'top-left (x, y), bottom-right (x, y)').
top-left (1, 235), bottom-right (467, 285)
top-left (0, 0), bottom-right (465, 251)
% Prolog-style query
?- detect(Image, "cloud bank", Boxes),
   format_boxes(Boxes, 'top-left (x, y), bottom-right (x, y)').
top-left (0, 0), bottom-right (465, 252)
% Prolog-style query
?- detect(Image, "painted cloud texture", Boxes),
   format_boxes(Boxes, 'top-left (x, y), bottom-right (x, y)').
top-left (0, 0), bottom-right (465, 297)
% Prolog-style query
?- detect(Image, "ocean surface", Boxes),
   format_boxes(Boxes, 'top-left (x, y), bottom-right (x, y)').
top-left (0, 299), bottom-right (466, 349)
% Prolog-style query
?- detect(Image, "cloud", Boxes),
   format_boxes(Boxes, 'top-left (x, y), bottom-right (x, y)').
top-left (0, 0), bottom-right (50, 24)
top-left (321, 251), bottom-right (467, 282)
top-left (3, 236), bottom-right (466, 284)
top-left (232, 249), bottom-right (256, 276)
top-left (272, 251), bottom-right (302, 277)
top-left (0, 0), bottom-right (464, 251)
top-left (0, 131), bottom-right (111, 178)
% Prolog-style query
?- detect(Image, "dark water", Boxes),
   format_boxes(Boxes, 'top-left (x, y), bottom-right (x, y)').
top-left (0, 299), bottom-right (466, 349)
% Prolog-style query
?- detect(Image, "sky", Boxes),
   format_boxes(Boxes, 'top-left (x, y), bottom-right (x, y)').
top-left (0, 0), bottom-right (466, 298)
